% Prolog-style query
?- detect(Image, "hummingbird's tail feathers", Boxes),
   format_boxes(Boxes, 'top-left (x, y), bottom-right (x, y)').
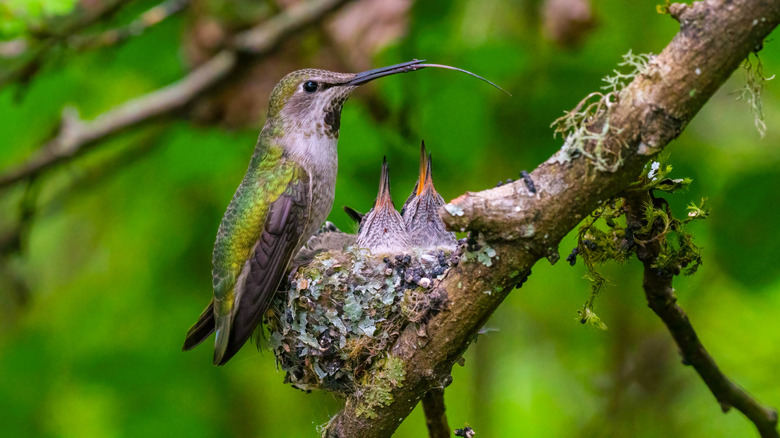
top-left (212, 303), bottom-right (232, 365)
top-left (215, 173), bottom-right (311, 366)
top-left (182, 301), bottom-right (216, 351)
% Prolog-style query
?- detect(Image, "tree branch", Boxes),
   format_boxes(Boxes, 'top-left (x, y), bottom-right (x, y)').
top-left (324, 1), bottom-right (780, 436)
top-left (422, 389), bottom-right (450, 438)
top-left (0, 0), bottom-right (351, 190)
top-left (0, 50), bottom-right (237, 188)
top-left (623, 193), bottom-right (779, 438)
top-left (69, 0), bottom-right (190, 51)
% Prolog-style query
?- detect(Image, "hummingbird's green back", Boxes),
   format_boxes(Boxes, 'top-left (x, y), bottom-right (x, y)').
top-left (211, 138), bottom-right (289, 298)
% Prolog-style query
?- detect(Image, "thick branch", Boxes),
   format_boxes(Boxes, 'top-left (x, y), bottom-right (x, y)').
top-left (422, 389), bottom-right (450, 438)
top-left (624, 194), bottom-right (779, 438)
top-left (325, 1), bottom-right (780, 436)
top-left (0, 0), bottom-right (351, 189)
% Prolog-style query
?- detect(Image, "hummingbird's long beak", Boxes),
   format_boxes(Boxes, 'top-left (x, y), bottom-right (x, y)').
top-left (346, 59), bottom-right (510, 95)
top-left (346, 60), bottom-right (427, 86)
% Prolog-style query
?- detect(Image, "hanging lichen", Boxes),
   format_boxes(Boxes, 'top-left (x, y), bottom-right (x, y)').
top-left (551, 50), bottom-right (654, 172)
top-left (737, 51), bottom-right (775, 138)
top-left (571, 154), bottom-right (708, 329)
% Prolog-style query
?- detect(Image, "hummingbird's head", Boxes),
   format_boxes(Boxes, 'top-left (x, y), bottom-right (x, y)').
top-left (268, 69), bottom-right (355, 138)
top-left (356, 157), bottom-right (411, 254)
top-left (266, 60), bottom-right (508, 139)
top-left (267, 60), bottom-right (428, 138)
top-left (401, 141), bottom-right (445, 215)
top-left (401, 141), bottom-right (457, 250)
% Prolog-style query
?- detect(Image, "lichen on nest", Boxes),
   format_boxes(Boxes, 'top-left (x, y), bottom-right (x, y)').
top-left (266, 238), bottom-right (458, 396)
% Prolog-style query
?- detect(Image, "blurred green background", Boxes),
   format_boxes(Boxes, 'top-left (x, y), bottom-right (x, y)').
top-left (1, 0), bottom-right (779, 436)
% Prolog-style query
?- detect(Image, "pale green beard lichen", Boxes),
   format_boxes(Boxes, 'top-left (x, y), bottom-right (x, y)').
top-left (551, 50), bottom-right (654, 172)
top-left (737, 52), bottom-right (774, 138)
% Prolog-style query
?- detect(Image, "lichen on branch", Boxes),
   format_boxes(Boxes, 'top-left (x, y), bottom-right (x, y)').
top-left (551, 50), bottom-right (654, 172)
top-left (571, 155), bottom-right (707, 329)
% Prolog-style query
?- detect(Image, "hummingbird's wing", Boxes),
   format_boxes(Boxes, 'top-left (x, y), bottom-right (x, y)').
top-left (213, 166), bottom-right (311, 365)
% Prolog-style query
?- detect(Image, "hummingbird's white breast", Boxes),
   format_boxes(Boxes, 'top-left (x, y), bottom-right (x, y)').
top-left (283, 129), bottom-right (339, 242)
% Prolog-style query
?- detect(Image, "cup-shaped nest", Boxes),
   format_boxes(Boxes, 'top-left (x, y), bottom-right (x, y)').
top-left (266, 244), bottom-right (457, 396)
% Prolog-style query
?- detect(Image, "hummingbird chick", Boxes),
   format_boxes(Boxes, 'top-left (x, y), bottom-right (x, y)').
top-left (401, 141), bottom-right (457, 250)
top-left (356, 158), bottom-right (411, 255)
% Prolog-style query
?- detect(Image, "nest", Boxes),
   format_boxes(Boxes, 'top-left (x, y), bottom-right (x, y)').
top-left (266, 240), bottom-right (457, 396)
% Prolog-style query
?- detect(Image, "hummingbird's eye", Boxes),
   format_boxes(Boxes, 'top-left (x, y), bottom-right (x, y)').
top-left (303, 81), bottom-right (318, 93)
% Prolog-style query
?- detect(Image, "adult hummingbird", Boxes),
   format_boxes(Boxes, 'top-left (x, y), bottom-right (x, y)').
top-left (183, 61), bottom-right (506, 366)
top-left (183, 60), bottom-right (434, 365)
top-left (356, 157), bottom-right (411, 254)
top-left (401, 141), bottom-right (457, 250)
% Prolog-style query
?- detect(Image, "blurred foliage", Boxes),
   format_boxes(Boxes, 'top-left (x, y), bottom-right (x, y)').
top-left (1, 0), bottom-right (79, 39)
top-left (0, 0), bottom-right (779, 437)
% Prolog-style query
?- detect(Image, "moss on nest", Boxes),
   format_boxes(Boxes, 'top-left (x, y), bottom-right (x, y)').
top-left (266, 243), bottom-right (456, 396)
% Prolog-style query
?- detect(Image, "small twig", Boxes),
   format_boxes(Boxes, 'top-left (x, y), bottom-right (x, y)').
top-left (624, 194), bottom-right (779, 438)
top-left (0, 176), bottom-right (41, 309)
top-left (422, 389), bottom-right (450, 438)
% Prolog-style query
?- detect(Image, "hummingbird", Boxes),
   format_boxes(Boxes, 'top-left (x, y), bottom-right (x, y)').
top-left (401, 141), bottom-right (457, 250)
top-left (182, 61), bottom-right (437, 365)
top-left (355, 157), bottom-right (411, 255)
top-left (182, 61), bottom-right (507, 366)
